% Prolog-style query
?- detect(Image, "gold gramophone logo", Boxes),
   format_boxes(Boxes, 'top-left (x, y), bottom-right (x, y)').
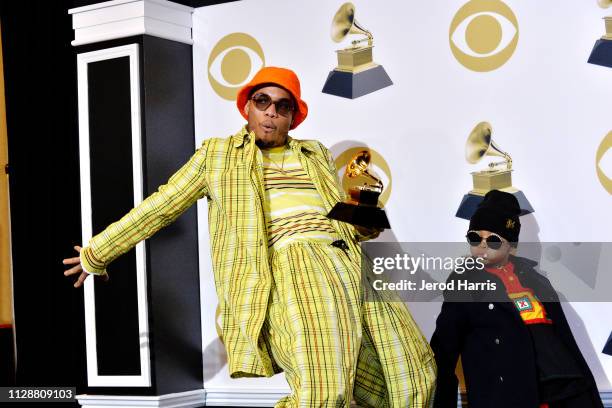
top-left (327, 147), bottom-right (392, 229)
top-left (596, 131), bottom-right (612, 194)
top-left (449, 0), bottom-right (519, 72)
top-left (588, 0), bottom-right (612, 67)
top-left (208, 33), bottom-right (265, 101)
top-left (456, 122), bottom-right (534, 219)
top-left (322, 2), bottom-right (392, 99)
top-left (598, 0), bottom-right (612, 40)
top-left (465, 121), bottom-right (515, 194)
top-left (335, 147), bottom-right (392, 206)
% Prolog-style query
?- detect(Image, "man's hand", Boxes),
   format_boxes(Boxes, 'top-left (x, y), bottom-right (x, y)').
top-left (62, 245), bottom-right (109, 288)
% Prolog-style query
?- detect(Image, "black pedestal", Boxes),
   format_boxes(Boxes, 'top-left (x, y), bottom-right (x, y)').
top-left (456, 190), bottom-right (535, 220)
top-left (603, 331), bottom-right (612, 356)
top-left (76, 35), bottom-right (202, 396)
top-left (327, 202), bottom-right (391, 229)
top-left (322, 65), bottom-right (393, 99)
top-left (588, 39), bottom-right (612, 69)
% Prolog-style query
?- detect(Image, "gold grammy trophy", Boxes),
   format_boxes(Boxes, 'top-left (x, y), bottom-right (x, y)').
top-left (322, 2), bottom-right (393, 99)
top-left (466, 121), bottom-right (515, 195)
top-left (588, 0), bottom-right (612, 67)
top-left (598, 0), bottom-right (612, 40)
top-left (456, 122), bottom-right (534, 219)
top-left (327, 150), bottom-right (391, 229)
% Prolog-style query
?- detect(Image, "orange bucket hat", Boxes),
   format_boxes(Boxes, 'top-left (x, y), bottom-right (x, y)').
top-left (236, 66), bottom-right (308, 130)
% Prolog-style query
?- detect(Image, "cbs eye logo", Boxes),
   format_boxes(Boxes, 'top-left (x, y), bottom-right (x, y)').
top-left (208, 33), bottom-right (265, 101)
top-left (449, 0), bottom-right (519, 72)
top-left (596, 131), bottom-right (612, 194)
top-left (334, 147), bottom-right (392, 206)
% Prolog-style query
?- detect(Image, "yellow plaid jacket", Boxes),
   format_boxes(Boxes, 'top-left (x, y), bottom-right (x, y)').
top-left (81, 126), bottom-right (371, 377)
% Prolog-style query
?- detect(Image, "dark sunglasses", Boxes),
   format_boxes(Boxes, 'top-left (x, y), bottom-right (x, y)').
top-left (466, 231), bottom-right (505, 250)
top-left (251, 93), bottom-right (295, 117)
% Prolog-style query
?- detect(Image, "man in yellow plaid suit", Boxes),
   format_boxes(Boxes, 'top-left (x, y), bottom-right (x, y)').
top-left (63, 67), bottom-right (436, 407)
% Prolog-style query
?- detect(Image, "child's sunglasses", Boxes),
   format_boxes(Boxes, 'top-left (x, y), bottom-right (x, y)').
top-left (466, 231), bottom-right (505, 250)
top-left (251, 93), bottom-right (295, 117)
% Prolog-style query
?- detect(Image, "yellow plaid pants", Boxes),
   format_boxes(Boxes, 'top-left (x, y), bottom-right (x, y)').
top-left (261, 241), bottom-right (436, 407)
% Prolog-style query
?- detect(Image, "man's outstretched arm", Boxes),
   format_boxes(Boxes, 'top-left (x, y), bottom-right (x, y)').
top-left (63, 140), bottom-right (210, 287)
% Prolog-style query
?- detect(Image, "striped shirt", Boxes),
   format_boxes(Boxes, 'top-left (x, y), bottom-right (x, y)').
top-left (261, 145), bottom-right (338, 249)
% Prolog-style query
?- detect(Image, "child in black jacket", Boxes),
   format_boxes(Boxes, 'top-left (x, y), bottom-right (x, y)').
top-left (430, 190), bottom-right (603, 408)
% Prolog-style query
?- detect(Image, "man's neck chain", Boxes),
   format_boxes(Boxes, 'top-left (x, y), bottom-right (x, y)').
top-left (266, 148), bottom-right (287, 174)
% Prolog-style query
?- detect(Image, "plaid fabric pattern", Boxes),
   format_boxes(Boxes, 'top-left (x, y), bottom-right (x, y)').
top-left (264, 241), bottom-right (436, 407)
top-left (264, 242), bottom-right (362, 407)
top-left (81, 126), bottom-right (365, 377)
top-left (356, 290), bottom-right (437, 407)
top-left (79, 126), bottom-right (434, 400)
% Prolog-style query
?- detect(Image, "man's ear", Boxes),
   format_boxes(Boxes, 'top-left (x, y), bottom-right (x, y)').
top-left (244, 100), bottom-right (250, 116)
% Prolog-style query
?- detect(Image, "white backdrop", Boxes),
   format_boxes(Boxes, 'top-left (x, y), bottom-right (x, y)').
top-left (191, 0), bottom-right (612, 398)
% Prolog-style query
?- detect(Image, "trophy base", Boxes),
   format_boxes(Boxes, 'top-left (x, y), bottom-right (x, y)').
top-left (588, 38), bottom-right (612, 68)
top-left (335, 46), bottom-right (376, 73)
top-left (327, 202), bottom-right (391, 229)
top-left (455, 190), bottom-right (535, 220)
top-left (322, 65), bottom-right (393, 99)
top-left (470, 169), bottom-right (513, 195)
